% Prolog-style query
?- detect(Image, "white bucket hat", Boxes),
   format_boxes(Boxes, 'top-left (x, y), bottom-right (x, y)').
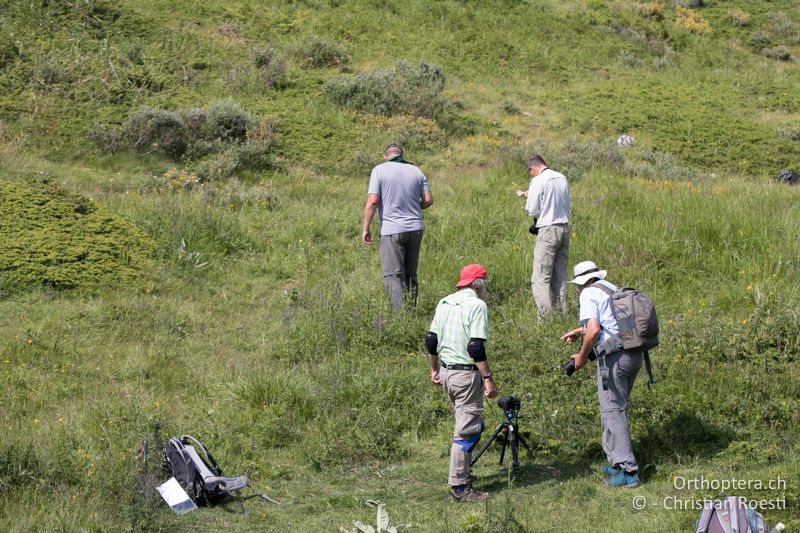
top-left (568, 260), bottom-right (607, 285)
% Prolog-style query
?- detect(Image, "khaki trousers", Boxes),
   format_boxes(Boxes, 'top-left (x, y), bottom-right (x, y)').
top-left (531, 224), bottom-right (570, 317)
top-left (440, 367), bottom-right (484, 486)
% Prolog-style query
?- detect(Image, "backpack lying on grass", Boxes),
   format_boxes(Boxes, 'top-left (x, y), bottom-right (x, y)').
top-left (694, 495), bottom-right (769, 533)
top-left (163, 435), bottom-right (280, 509)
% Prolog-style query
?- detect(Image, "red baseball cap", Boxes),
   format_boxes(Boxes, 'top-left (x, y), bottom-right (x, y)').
top-left (455, 264), bottom-right (487, 288)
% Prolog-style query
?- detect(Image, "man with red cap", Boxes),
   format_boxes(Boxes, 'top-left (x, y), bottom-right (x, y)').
top-left (424, 264), bottom-right (498, 502)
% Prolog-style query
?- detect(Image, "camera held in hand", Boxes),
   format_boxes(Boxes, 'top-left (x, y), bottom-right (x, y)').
top-left (528, 218), bottom-right (538, 235)
top-left (562, 352), bottom-right (596, 376)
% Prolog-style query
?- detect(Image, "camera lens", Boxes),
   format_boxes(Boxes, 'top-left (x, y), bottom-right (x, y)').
top-left (562, 359), bottom-right (576, 376)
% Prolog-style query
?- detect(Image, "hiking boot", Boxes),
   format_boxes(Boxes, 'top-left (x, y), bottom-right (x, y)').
top-left (599, 464), bottom-right (621, 476)
top-left (450, 486), bottom-right (490, 503)
top-left (605, 470), bottom-right (641, 488)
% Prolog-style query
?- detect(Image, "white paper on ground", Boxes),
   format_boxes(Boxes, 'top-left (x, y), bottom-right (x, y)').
top-left (156, 477), bottom-right (197, 514)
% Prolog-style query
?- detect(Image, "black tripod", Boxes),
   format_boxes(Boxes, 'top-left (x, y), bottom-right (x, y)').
top-left (470, 403), bottom-right (530, 474)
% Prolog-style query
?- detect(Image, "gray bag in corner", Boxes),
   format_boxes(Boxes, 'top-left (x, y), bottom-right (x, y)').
top-left (695, 495), bottom-right (768, 533)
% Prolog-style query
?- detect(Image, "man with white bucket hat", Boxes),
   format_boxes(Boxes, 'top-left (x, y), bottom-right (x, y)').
top-left (560, 260), bottom-right (643, 488)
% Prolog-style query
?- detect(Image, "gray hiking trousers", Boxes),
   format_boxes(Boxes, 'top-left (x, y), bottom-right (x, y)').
top-left (597, 349), bottom-right (642, 473)
top-left (379, 230), bottom-right (423, 313)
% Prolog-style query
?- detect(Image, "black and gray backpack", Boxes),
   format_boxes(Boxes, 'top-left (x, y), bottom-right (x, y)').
top-left (163, 435), bottom-right (280, 508)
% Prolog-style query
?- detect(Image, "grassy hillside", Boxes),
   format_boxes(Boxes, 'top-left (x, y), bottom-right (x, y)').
top-left (1, 1), bottom-right (798, 531)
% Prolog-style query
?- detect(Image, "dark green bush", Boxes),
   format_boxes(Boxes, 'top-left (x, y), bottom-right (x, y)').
top-left (87, 123), bottom-right (123, 153)
top-left (123, 107), bottom-right (187, 157)
top-left (206, 98), bottom-right (256, 142)
top-left (326, 60), bottom-right (446, 118)
top-left (0, 40), bottom-right (19, 69)
top-left (292, 36), bottom-right (350, 68)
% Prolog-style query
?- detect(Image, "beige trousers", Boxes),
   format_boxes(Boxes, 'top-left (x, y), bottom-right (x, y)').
top-left (531, 224), bottom-right (570, 317)
top-left (441, 367), bottom-right (484, 486)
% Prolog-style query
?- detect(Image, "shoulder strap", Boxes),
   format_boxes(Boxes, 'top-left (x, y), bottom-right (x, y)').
top-left (590, 281), bottom-right (614, 296)
top-left (727, 496), bottom-right (740, 532)
top-left (182, 435), bottom-right (222, 475)
top-left (695, 502), bottom-right (715, 532)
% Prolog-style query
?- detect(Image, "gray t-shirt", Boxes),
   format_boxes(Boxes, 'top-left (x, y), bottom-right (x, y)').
top-left (367, 161), bottom-right (430, 236)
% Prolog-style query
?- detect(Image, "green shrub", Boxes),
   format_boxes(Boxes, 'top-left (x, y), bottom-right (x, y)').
top-left (198, 178), bottom-right (278, 210)
top-left (33, 56), bottom-right (66, 85)
top-left (0, 181), bottom-right (154, 291)
top-left (176, 107), bottom-right (208, 146)
top-left (292, 36), bottom-right (350, 68)
top-left (767, 12), bottom-right (798, 45)
top-left (87, 123), bottom-right (123, 153)
top-left (676, 6), bottom-right (712, 35)
top-left (0, 40), bottom-right (19, 69)
top-left (637, 2), bottom-right (664, 21)
top-left (206, 98), bottom-right (256, 142)
top-left (760, 45), bottom-right (793, 61)
top-left (250, 45), bottom-right (286, 90)
top-left (728, 8), bottom-right (751, 28)
top-left (252, 45), bottom-right (276, 70)
top-left (123, 107), bottom-right (187, 157)
top-left (194, 149), bottom-right (240, 181)
top-left (326, 60), bottom-right (446, 118)
top-left (500, 100), bottom-right (522, 115)
top-left (234, 142), bottom-right (273, 170)
top-left (776, 126), bottom-right (800, 141)
top-left (617, 50), bottom-right (643, 68)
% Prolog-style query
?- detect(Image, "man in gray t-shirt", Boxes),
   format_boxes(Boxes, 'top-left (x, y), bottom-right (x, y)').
top-left (362, 143), bottom-right (433, 312)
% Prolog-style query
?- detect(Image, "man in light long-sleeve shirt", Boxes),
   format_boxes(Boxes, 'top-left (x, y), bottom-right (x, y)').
top-left (520, 155), bottom-right (570, 318)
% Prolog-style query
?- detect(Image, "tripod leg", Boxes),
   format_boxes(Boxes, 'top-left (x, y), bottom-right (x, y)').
top-left (509, 427), bottom-right (520, 474)
top-left (469, 423), bottom-right (505, 467)
top-left (498, 424), bottom-right (508, 466)
top-left (515, 428), bottom-right (532, 452)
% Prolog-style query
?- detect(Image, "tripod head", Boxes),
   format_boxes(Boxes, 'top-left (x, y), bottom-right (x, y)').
top-left (471, 394), bottom-right (529, 472)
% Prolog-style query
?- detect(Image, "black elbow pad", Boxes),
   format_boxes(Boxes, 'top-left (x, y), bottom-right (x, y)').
top-left (467, 338), bottom-right (487, 362)
top-left (424, 331), bottom-right (438, 355)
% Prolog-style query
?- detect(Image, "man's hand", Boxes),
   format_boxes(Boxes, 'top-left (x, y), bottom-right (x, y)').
top-left (361, 229), bottom-right (372, 245)
top-left (560, 327), bottom-right (584, 344)
top-left (484, 379), bottom-right (497, 398)
top-left (430, 369), bottom-right (441, 386)
top-left (570, 353), bottom-right (589, 370)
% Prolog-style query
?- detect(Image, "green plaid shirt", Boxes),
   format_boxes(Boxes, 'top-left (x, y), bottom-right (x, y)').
top-left (429, 288), bottom-right (489, 366)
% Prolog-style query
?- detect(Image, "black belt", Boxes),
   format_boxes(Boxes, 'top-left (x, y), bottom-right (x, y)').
top-left (441, 363), bottom-right (477, 371)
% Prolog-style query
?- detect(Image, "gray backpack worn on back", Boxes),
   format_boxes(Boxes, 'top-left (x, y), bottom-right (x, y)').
top-left (591, 283), bottom-right (659, 352)
top-left (695, 496), bottom-right (768, 533)
top-left (591, 282), bottom-right (659, 388)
